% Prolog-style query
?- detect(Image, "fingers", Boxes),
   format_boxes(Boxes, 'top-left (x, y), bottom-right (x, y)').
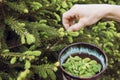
top-left (67, 18), bottom-right (87, 31)
top-left (67, 23), bottom-right (84, 32)
top-left (67, 16), bottom-right (100, 31)
top-left (62, 10), bottom-right (75, 30)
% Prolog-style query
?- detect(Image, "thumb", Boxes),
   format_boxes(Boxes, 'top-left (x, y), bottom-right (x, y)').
top-left (67, 18), bottom-right (87, 31)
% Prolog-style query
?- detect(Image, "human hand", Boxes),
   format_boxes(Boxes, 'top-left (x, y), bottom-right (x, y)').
top-left (62, 4), bottom-right (111, 31)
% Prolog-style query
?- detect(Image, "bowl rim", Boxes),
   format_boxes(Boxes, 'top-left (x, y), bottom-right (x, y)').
top-left (58, 42), bottom-right (108, 79)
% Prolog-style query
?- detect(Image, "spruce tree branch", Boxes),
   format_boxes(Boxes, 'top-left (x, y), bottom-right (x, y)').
top-left (0, 53), bottom-right (24, 58)
top-left (8, 43), bottom-right (22, 49)
top-left (29, 1), bottom-right (60, 14)
top-left (49, 39), bottom-right (62, 50)
top-left (0, 52), bottom-right (34, 60)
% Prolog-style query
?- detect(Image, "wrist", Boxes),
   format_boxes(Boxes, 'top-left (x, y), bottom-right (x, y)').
top-left (103, 4), bottom-right (114, 17)
top-left (104, 5), bottom-right (120, 20)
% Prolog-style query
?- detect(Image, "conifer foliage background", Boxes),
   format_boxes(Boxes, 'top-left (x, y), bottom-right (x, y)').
top-left (0, 0), bottom-right (120, 80)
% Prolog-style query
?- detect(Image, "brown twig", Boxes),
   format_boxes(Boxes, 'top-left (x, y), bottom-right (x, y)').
top-left (0, 0), bottom-right (6, 18)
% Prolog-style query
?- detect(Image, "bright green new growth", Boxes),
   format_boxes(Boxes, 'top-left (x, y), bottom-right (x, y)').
top-left (62, 56), bottom-right (102, 78)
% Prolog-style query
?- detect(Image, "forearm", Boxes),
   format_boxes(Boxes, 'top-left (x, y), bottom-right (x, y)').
top-left (105, 5), bottom-right (120, 22)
